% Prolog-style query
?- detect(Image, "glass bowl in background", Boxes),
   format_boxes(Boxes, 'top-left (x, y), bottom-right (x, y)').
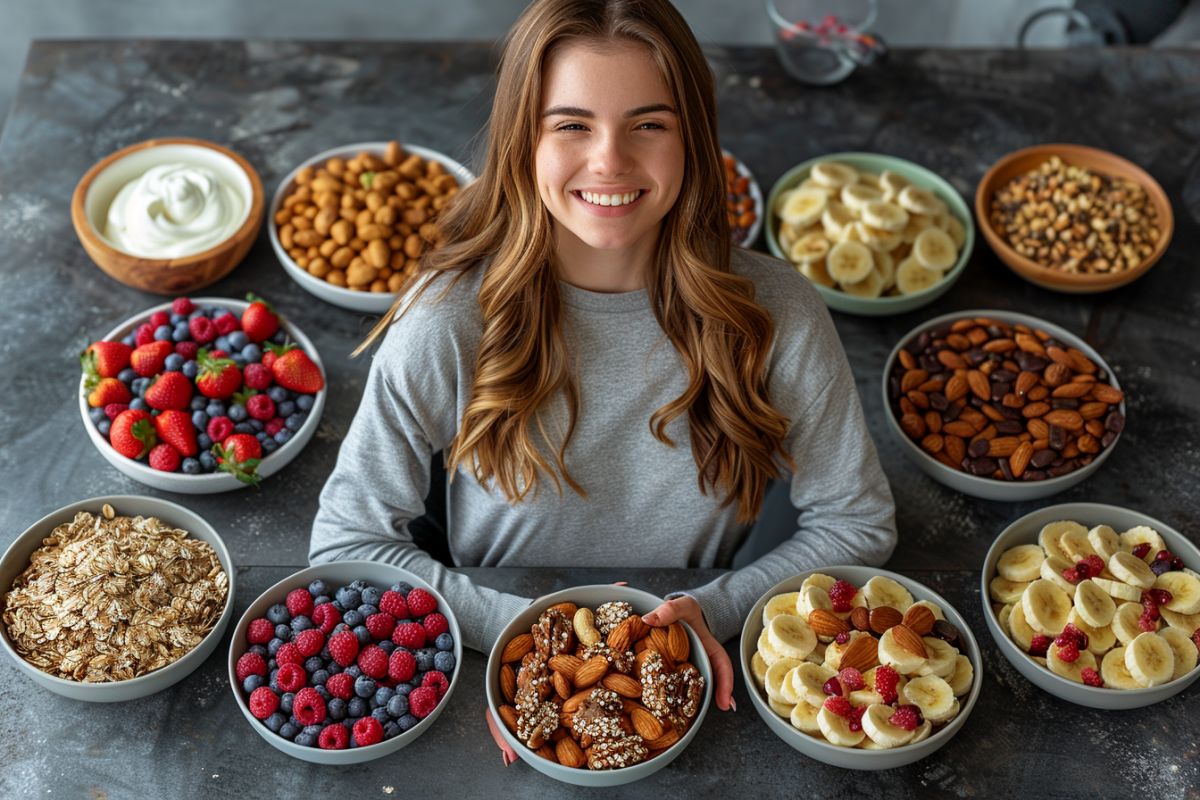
top-left (765, 0), bottom-right (879, 86)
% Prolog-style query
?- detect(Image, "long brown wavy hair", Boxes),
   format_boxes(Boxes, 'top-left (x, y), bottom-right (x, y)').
top-left (360, 0), bottom-right (792, 522)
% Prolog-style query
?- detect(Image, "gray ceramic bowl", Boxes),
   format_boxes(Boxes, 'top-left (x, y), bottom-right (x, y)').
top-left (723, 149), bottom-right (763, 249)
top-left (227, 560), bottom-right (463, 764)
top-left (982, 503), bottom-right (1200, 709)
top-left (740, 566), bottom-right (982, 770)
top-left (485, 585), bottom-right (713, 787)
top-left (0, 495), bottom-right (234, 702)
top-left (882, 309), bottom-right (1126, 501)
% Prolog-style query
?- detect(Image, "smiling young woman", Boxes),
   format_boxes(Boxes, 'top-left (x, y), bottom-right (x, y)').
top-left (310, 0), bottom-right (896, 760)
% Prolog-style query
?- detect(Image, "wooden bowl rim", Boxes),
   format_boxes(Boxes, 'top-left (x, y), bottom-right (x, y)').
top-left (70, 136), bottom-right (264, 268)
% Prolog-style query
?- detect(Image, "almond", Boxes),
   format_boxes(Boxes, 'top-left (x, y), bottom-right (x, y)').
top-left (1014, 370), bottom-right (1038, 396)
top-left (603, 672), bottom-right (643, 698)
top-left (500, 663), bottom-right (517, 703)
top-left (666, 622), bottom-right (690, 662)
top-left (553, 670), bottom-right (572, 699)
top-left (838, 635), bottom-right (878, 673)
top-left (891, 623), bottom-right (928, 659)
top-left (1090, 383), bottom-right (1124, 404)
top-left (536, 743), bottom-right (557, 762)
top-left (607, 614), bottom-right (647, 652)
top-left (548, 654), bottom-right (584, 680)
top-left (850, 606), bottom-right (871, 631)
top-left (573, 654), bottom-right (609, 687)
top-left (555, 736), bottom-right (586, 768)
top-left (868, 606), bottom-right (902, 634)
top-left (1043, 408), bottom-right (1084, 431)
top-left (966, 369), bottom-right (990, 400)
top-left (944, 374), bottom-right (969, 402)
top-left (1051, 381), bottom-right (1090, 398)
top-left (629, 705), bottom-right (665, 740)
top-left (900, 368), bottom-right (929, 393)
top-left (498, 704), bottom-right (518, 733)
top-left (501, 632), bottom-right (534, 663)
top-left (548, 601), bottom-right (578, 619)
top-left (649, 626), bottom-right (671, 656)
top-left (1009, 441), bottom-right (1034, 478)
top-left (901, 605), bottom-right (936, 636)
top-left (644, 726), bottom-right (681, 751)
top-left (562, 688), bottom-right (591, 714)
top-left (808, 608), bottom-right (850, 637)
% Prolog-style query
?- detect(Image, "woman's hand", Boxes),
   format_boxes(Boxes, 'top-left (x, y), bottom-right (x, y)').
top-left (643, 595), bottom-right (735, 712)
top-left (486, 707), bottom-right (519, 766)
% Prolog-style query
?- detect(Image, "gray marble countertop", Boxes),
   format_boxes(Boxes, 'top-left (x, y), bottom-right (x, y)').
top-left (0, 41), bottom-right (1198, 799)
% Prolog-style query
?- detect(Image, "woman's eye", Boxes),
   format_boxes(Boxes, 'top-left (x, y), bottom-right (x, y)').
top-left (637, 121), bottom-right (666, 130)
top-left (556, 122), bottom-right (588, 132)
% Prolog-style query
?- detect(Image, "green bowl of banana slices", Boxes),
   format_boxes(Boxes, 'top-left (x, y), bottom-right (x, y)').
top-left (765, 153), bottom-right (974, 316)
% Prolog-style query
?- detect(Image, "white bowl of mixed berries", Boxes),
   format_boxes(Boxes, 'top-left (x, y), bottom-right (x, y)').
top-left (228, 561), bottom-right (462, 764)
top-left (78, 294), bottom-right (326, 493)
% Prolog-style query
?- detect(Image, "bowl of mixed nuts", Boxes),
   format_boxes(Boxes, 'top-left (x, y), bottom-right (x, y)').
top-left (0, 496), bottom-right (233, 702)
top-left (976, 144), bottom-right (1173, 293)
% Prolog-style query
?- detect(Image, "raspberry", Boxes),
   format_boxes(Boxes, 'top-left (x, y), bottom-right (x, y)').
top-left (286, 588), bottom-right (314, 618)
top-left (235, 652), bottom-right (267, 682)
top-left (1141, 598), bottom-right (1160, 621)
top-left (1192, 628), bottom-right (1200, 652)
top-left (188, 316), bottom-right (216, 344)
top-left (246, 393), bottom-right (276, 421)
top-left (366, 613), bottom-right (396, 640)
top-left (1138, 612), bottom-right (1157, 632)
top-left (353, 716), bottom-right (384, 747)
top-left (837, 668), bottom-right (865, 692)
top-left (828, 580), bottom-right (858, 613)
top-left (1150, 589), bottom-right (1173, 607)
top-left (174, 340), bottom-right (198, 360)
top-left (171, 297), bottom-right (194, 316)
top-left (293, 687), bottom-right (326, 726)
top-left (423, 612), bottom-right (449, 640)
top-left (358, 645), bottom-right (389, 679)
top-left (1084, 555), bottom-right (1105, 578)
top-left (246, 618), bottom-right (274, 645)
top-left (1172, 556), bottom-right (1185, 570)
top-left (389, 649), bottom-right (417, 683)
top-left (149, 311), bottom-right (170, 329)
top-left (264, 417), bottom-right (286, 437)
top-left (243, 362), bottom-right (272, 390)
top-left (1073, 561), bottom-right (1092, 580)
top-left (214, 312), bottom-right (240, 335)
top-left (326, 672), bottom-right (354, 700)
top-left (149, 443), bottom-right (181, 472)
top-left (318, 723), bottom-right (349, 750)
top-left (1056, 640), bottom-right (1080, 663)
top-left (848, 705), bottom-right (866, 733)
top-left (248, 686), bottom-right (279, 719)
top-left (1081, 667), bottom-right (1104, 688)
top-left (1029, 635), bottom-right (1052, 658)
top-left (1062, 567), bottom-right (1082, 585)
top-left (822, 696), bottom-right (853, 717)
top-left (311, 603), bottom-right (341, 635)
top-left (379, 590), bottom-right (408, 618)
top-left (1131, 543), bottom-right (1152, 559)
top-left (104, 403), bottom-right (129, 420)
top-left (135, 323), bottom-right (156, 346)
top-left (392, 622), bottom-right (426, 649)
top-left (329, 631), bottom-right (360, 666)
top-left (1056, 624), bottom-right (1087, 650)
top-left (874, 666), bottom-right (899, 704)
top-left (822, 677), bottom-right (842, 696)
top-left (406, 588), bottom-right (438, 617)
top-left (293, 628), bottom-right (325, 658)
top-left (423, 670), bottom-right (449, 698)
top-left (1155, 549), bottom-right (1173, 562)
top-left (207, 416), bottom-right (234, 443)
top-left (275, 642), bottom-right (303, 667)
top-left (276, 662), bottom-right (306, 693)
top-left (408, 686), bottom-right (439, 719)
top-left (834, 632), bottom-right (850, 645)
top-left (888, 705), bottom-right (921, 731)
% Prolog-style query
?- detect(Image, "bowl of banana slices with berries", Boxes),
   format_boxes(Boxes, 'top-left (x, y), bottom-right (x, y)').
top-left (984, 503), bottom-right (1200, 709)
top-left (765, 153), bottom-right (974, 316)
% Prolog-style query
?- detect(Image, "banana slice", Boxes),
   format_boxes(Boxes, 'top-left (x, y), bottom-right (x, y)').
top-left (780, 187), bottom-right (829, 228)
top-left (879, 170), bottom-right (910, 202)
top-left (937, 213), bottom-right (967, 249)
top-left (797, 258), bottom-right (836, 288)
top-left (768, 614), bottom-right (817, 660)
top-left (897, 185), bottom-right (945, 216)
top-left (765, 657), bottom-right (804, 702)
top-left (1047, 643), bottom-right (1098, 683)
top-left (768, 696), bottom-right (795, 717)
top-left (841, 267), bottom-right (886, 299)
top-left (1060, 529), bottom-right (1097, 562)
top-left (857, 171), bottom-right (883, 189)
top-left (1092, 576), bottom-right (1143, 603)
top-left (801, 573), bottom-right (836, 595)
top-left (1157, 627), bottom-right (1198, 680)
top-left (817, 704), bottom-right (866, 747)
top-left (789, 232), bottom-right (832, 264)
top-left (758, 629), bottom-right (785, 665)
top-left (763, 591), bottom-right (803, 626)
top-left (910, 720), bottom-right (933, 744)
top-left (1100, 645), bottom-right (1142, 689)
top-left (1041, 554), bottom-right (1078, 593)
top-left (854, 220), bottom-right (904, 253)
top-left (861, 200), bottom-right (909, 232)
top-left (948, 654), bottom-right (974, 696)
top-left (862, 703), bottom-right (916, 748)
top-left (1039, 520), bottom-right (1087, 561)
top-left (810, 161), bottom-right (859, 190)
top-left (841, 182), bottom-right (883, 212)
top-left (1007, 598), bottom-right (1037, 651)
top-left (1120, 526), bottom-right (1165, 563)
top-left (819, 200), bottom-right (855, 241)
top-left (873, 249), bottom-right (896, 290)
top-left (789, 700), bottom-right (822, 733)
top-left (862, 575), bottom-right (914, 612)
top-left (909, 599), bottom-right (944, 621)
top-left (895, 256), bottom-right (942, 295)
top-left (902, 675), bottom-right (956, 722)
top-left (1111, 602), bottom-right (1147, 644)
top-left (825, 240), bottom-right (875, 285)
top-left (805, 649), bottom-right (826, 664)
top-left (1086, 525), bottom-right (1121, 561)
top-left (878, 626), bottom-right (927, 673)
top-left (1109, 552), bottom-right (1157, 589)
top-left (997, 603), bottom-right (1013, 637)
top-left (751, 651), bottom-right (769, 686)
top-left (911, 226), bottom-right (958, 271)
top-left (777, 222), bottom-right (800, 253)
top-left (1021, 579), bottom-right (1072, 636)
top-left (1125, 631), bottom-right (1175, 687)
top-left (778, 665), bottom-right (804, 704)
top-left (1067, 608), bottom-right (1116, 655)
top-left (900, 213), bottom-right (933, 244)
top-left (790, 662), bottom-right (836, 707)
top-left (797, 585), bottom-right (832, 618)
top-left (772, 188), bottom-right (795, 218)
top-left (989, 576), bottom-right (1030, 604)
top-left (1155, 571), bottom-right (1200, 615)
top-left (1074, 579), bottom-right (1117, 628)
top-left (1160, 606), bottom-right (1200, 633)
top-left (998, 544), bottom-right (1046, 583)
top-left (917, 637), bottom-right (959, 679)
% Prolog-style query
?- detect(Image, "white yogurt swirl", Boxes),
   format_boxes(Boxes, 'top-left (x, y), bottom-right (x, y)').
top-left (104, 163), bottom-right (245, 258)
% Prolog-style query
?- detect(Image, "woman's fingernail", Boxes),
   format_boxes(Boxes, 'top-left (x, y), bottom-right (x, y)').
top-left (730, 698), bottom-right (737, 712)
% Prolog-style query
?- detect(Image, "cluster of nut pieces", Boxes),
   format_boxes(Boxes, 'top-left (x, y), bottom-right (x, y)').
top-left (2, 505), bottom-right (228, 682)
top-left (889, 316), bottom-right (1125, 482)
top-left (275, 140), bottom-right (461, 293)
top-left (988, 155), bottom-right (1161, 274)
top-left (496, 600), bottom-right (705, 770)
top-left (723, 152), bottom-right (758, 245)
top-left (753, 574), bottom-right (972, 749)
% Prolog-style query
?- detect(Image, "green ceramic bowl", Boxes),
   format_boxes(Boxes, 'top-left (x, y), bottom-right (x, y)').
top-left (765, 152), bottom-right (975, 316)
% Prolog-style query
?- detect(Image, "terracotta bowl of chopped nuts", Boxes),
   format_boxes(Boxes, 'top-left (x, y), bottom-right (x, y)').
top-left (0, 496), bottom-right (234, 702)
top-left (485, 585), bottom-right (713, 787)
top-left (269, 141), bottom-right (474, 314)
top-left (882, 310), bottom-right (1127, 501)
top-left (975, 144), bottom-right (1173, 293)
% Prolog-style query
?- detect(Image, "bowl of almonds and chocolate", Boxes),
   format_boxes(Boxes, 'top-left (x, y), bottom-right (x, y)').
top-left (485, 585), bottom-right (712, 787)
top-left (883, 310), bottom-right (1127, 501)
top-left (0, 496), bottom-right (233, 702)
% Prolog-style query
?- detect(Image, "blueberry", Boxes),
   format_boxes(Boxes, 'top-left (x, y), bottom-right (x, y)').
top-left (267, 638), bottom-right (284, 656)
top-left (182, 360), bottom-right (199, 379)
top-left (274, 624), bottom-right (292, 642)
top-left (264, 712), bottom-right (286, 733)
top-left (164, 353), bottom-right (184, 371)
top-left (248, 418), bottom-right (264, 432)
top-left (293, 732), bottom-right (317, 748)
top-left (131, 378), bottom-right (149, 395)
top-left (326, 662), bottom-right (341, 675)
top-left (181, 458), bottom-right (201, 475)
top-left (197, 433), bottom-right (213, 450)
top-left (88, 406), bottom-right (106, 424)
top-left (353, 625), bottom-right (371, 645)
top-left (120, 334), bottom-right (137, 348)
top-left (285, 413), bottom-right (306, 431)
top-left (279, 692), bottom-right (295, 714)
top-left (256, 431), bottom-right (268, 442)
top-left (332, 622), bottom-right (351, 635)
top-left (371, 707), bottom-right (391, 725)
top-left (190, 395), bottom-right (206, 411)
top-left (342, 610), bottom-right (363, 628)
top-left (205, 401), bottom-right (226, 418)
top-left (435, 633), bottom-right (454, 651)
top-left (357, 604), bottom-right (379, 617)
top-left (228, 404), bottom-right (247, 422)
top-left (268, 386), bottom-right (289, 403)
top-left (391, 582), bottom-right (414, 595)
top-left (344, 665), bottom-right (362, 680)
top-left (262, 438), bottom-right (280, 454)
top-left (199, 451), bottom-right (217, 470)
top-left (330, 600), bottom-right (346, 612)
top-left (397, 714), bottom-right (418, 732)
top-left (279, 722), bottom-right (299, 740)
top-left (188, 309), bottom-right (207, 321)
top-left (248, 644), bottom-right (268, 658)
top-left (276, 400), bottom-right (296, 419)
top-left (348, 698), bottom-right (368, 718)
top-left (170, 312), bottom-right (186, 325)
top-left (328, 698), bottom-right (347, 721)
top-left (271, 329), bottom-right (288, 344)
top-left (415, 648), bottom-right (437, 672)
top-left (118, 368), bottom-right (137, 384)
top-left (232, 355), bottom-right (246, 367)
top-left (213, 308), bottom-right (233, 321)
top-left (242, 675), bottom-right (264, 693)
top-left (97, 419), bottom-right (111, 436)
top-left (291, 615), bottom-right (313, 633)
top-left (386, 694), bottom-right (409, 718)
top-left (234, 422), bottom-right (255, 435)
top-left (268, 675), bottom-right (280, 693)
top-left (355, 676), bottom-right (377, 698)
top-left (274, 428), bottom-right (293, 445)
top-left (214, 335), bottom-right (231, 352)
top-left (360, 587), bottom-right (382, 607)
top-left (129, 398), bottom-right (149, 412)
top-left (374, 686), bottom-right (394, 707)
top-left (242, 344), bottom-right (262, 363)
top-left (393, 684), bottom-right (413, 698)
top-left (266, 604), bottom-right (290, 625)
top-left (191, 410), bottom-right (208, 431)
top-left (313, 595), bottom-right (331, 607)
top-left (228, 331), bottom-right (249, 350)
top-left (313, 685), bottom-right (330, 701)
top-left (296, 394), bottom-right (314, 412)
top-left (311, 669), bottom-right (329, 686)
top-left (172, 323), bottom-right (190, 342)
top-left (150, 409), bottom-right (161, 417)
top-left (434, 651), bottom-right (456, 673)
top-left (154, 324), bottom-right (173, 341)
top-left (378, 640), bottom-right (395, 655)
top-left (336, 587), bottom-right (362, 608)
top-left (304, 656), bottom-right (323, 673)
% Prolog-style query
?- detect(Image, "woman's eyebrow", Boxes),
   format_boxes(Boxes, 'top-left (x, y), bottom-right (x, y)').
top-left (541, 103), bottom-right (677, 118)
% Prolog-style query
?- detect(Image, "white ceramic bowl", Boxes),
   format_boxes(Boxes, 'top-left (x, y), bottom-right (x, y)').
top-left (723, 149), bottom-right (764, 249)
top-left (740, 566), bottom-right (983, 770)
top-left (882, 309), bottom-right (1126, 502)
top-left (269, 142), bottom-right (475, 314)
top-left (78, 297), bottom-right (326, 494)
top-left (0, 495), bottom-right (234, 702)
top-left (982, 503), bottom-right (1200, 709)
top-left (485, 585), bottom-right (713, 787)
top-left (227, 560), bottom-right (463, 764)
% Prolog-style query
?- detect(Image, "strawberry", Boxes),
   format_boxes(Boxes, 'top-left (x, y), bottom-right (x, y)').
top-left (87, 377), bottom-right (131, 408)
top-left (148, 442), bottom-right (181, 472)
top-left (154, 409), bottom-right (198, 457)
top-left (195, 349), bottom-right (242, 399)
top-left (144, 371), bottom-right (193, 411)
top-left (80, 341), bottom-right (132, 385)
top-left (110, 409), bottom-right (157, 460)
top-left (213, 433), bottom-right (262, 485)
top-left (262, 341), bottom-right (294, 371)
top-left (271, 349), bottom-right (324, 393)
top-left (130, 341), bottom-right (173, 377)
top-left (241, 293), bottom-right (280, 343)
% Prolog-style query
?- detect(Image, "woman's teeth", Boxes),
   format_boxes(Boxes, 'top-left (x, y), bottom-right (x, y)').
top-left (580, 190), bottom-right (640, 207)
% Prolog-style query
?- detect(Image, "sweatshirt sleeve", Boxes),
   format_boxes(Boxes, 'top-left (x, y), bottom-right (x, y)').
top-left (681, 301), bottom-right (898, 643)
top-left (308, 296), bottom-right (530, 654)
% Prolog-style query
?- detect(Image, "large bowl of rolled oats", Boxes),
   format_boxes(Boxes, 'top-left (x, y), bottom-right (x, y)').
top-left (0, 495), bottom-right (233, 701)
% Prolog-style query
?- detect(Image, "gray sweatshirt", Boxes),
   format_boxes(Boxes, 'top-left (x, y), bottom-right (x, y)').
top-left (309, 248), bottom-right (897, 652)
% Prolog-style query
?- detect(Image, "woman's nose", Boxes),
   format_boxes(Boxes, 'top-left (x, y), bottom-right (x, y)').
top-left (588, 131), bottom-right (633, 177)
